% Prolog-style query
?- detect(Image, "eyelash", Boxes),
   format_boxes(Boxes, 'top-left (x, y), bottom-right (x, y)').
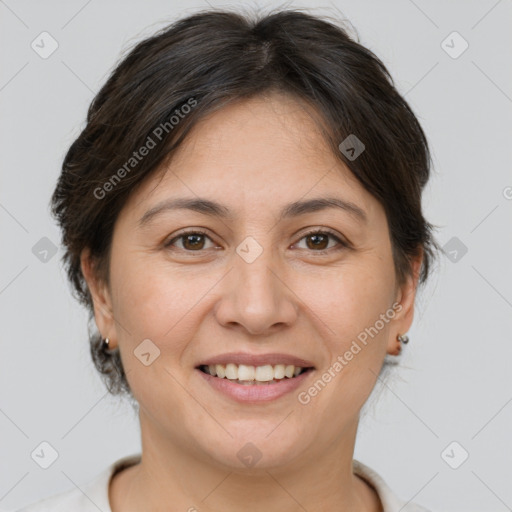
top-left (164, 228), bottom-right (349, 255)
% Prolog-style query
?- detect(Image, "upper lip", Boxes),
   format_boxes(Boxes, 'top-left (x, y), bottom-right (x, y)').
top-left (197, 352), bottom-right (315, 368)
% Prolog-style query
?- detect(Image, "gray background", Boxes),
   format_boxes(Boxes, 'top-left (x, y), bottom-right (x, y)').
top-left (1, 1), bottom-right (511, 511)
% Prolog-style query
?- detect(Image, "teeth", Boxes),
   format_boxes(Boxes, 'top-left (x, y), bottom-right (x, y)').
top-left (225, 363), bottom-right (238, 380)
top-left (274, 364), bottom-right (285, 379)
top-left (216, 364), bottom-right (226, 379)
top-left (204, 363), bottom-right (307, 381)
top-left (284, 365), bottom-right (295, 378)
top-left (255, 365), bottom-right (274, 381)
top-left (237, 364), bottom-right (255, 381)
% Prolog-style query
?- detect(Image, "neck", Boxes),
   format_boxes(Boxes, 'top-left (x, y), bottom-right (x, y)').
top-left (109, 411), bottom-right (382, 512)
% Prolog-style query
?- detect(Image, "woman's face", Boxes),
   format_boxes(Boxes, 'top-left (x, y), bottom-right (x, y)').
top-left (84, 92), bottom-right (418, 470)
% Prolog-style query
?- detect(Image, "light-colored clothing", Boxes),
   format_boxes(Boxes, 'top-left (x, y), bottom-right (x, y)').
top-left (15, 454), bottom-right (431, 511)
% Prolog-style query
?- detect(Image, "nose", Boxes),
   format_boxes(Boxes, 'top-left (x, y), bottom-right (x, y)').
top-left (213, 244), bottom-right (299, 337)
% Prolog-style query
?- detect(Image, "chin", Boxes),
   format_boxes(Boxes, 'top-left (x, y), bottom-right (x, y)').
top-left (196, 423), bottom-right (308, 471)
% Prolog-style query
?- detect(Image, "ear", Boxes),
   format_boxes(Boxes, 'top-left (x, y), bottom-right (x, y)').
top-left (80, 248), bottom-right (117, 349)
top-left (387, 250), bottom-right (423, 356)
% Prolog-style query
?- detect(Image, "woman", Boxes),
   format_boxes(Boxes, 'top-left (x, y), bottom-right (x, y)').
top-left (19, 7), bottom-right (438, 512)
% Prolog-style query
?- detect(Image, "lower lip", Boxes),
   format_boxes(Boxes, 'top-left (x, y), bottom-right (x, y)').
top-left (196, 368), bottom-right (314, 403)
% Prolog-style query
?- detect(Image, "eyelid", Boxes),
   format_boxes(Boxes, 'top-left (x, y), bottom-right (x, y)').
top-left (163, 228), bottom-right (216, 249)
top-left (293, 228), bottom-right (350, 251)
top-left (164, 227), bottom-right (350, 253)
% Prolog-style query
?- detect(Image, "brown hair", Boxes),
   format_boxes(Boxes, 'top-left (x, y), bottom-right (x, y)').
top-left (51, 7), bottom-right (439, 396)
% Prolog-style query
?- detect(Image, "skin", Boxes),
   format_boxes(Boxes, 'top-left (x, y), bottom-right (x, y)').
top-left (81, 91), bottom-right (422, 512)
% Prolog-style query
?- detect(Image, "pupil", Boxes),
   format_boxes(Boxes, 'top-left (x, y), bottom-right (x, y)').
top-left (185, 234), bottom-right (204, 250)
top-left (308, 234), bottom-right (327, 250)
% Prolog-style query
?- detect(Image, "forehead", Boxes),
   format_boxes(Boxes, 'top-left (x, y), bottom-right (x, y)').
top-left (121, 93), bottom-right (380, 224)
top-left (171, 93), bottom-right (342, 179)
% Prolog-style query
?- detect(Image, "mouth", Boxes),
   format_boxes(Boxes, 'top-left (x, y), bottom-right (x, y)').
top-left (195, 360), bottom-right (315, 403)
top-left (197, 363), bottom-right (314, 385)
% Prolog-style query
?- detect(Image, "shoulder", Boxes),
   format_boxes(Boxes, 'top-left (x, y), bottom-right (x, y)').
top-left (353, 459), bottom-right (432, 512)
top-left (14, 485), bottom-right (102, 512)
top-left (14, 454), bottom-right (142, 512)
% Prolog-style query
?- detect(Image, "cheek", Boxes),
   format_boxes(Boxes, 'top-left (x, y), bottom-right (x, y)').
top-left (109, 252), bottom-right (197, 349)
top-left (298, 250), bottom-right (396, 344)
top-left (108, 256), bottom-right (207, 418)
top-left (109, 252), bottom-right (226, 377)
top-left (298, 255), bottom-right (395, 408)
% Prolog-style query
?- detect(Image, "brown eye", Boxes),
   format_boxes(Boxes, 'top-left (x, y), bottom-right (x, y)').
top-left (305, 232), bottom-right (330, 250)
top-left (165, 230), bottom-right (215, 251)
top-left (182, 233), bottom-right (206, 250)
top-left (295, 229), bottom-right (347, 253)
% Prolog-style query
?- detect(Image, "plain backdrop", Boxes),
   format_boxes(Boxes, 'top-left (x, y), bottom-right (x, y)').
top-left (1, 1), bottom-right (511, 511)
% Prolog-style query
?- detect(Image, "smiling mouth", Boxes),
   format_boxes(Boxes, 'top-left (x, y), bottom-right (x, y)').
top-left (197, 363), bottom-right (314, 385)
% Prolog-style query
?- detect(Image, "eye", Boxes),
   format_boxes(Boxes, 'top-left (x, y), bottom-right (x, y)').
top-left (294, 229), bottom-right (348, 253)
top-left (164, 228), bottom-right (349, 254)
top-left (164, 229), bottom-right (217, 251)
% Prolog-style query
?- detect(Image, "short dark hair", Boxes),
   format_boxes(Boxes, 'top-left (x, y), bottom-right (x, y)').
top-left (51, 7), bottom-right (439, 397)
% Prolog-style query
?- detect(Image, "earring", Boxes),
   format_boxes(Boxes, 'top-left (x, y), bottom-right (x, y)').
top-left (397, 334), bottom-right (409, 344)
top-left (102, 337), bottom-right (114, 352)
top-left (389, 333), bottom-right (410, 356)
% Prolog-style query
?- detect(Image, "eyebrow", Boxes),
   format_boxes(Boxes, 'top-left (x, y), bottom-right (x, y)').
top-left (138, 196), bottom-right (367, 227)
